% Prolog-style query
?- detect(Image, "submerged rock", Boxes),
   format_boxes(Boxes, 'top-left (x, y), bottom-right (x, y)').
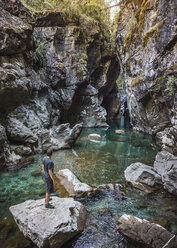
top-left (115, 129), bottom-right (125, 134)
top-left (117, 214), bottom-right (177, 248)
top-left (88, 134), bottom-right (102, 142)
top-left (56, 169), bottom-right (92, 196)
top-left (154, 151), bottom-right (177, 195)
top-left (9, 197), bottom-right (88, 248)
top-left (124, 162), bottom-right (162, 189)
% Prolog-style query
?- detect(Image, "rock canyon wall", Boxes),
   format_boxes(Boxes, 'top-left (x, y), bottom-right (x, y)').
top-left (116, 0), bottom-right (177, 154)
top-left (0, 0), bottom-right (120, 169)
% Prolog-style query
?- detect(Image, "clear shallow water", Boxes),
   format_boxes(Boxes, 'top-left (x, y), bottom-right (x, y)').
top-left (1, 118), bottom-right (177, 248)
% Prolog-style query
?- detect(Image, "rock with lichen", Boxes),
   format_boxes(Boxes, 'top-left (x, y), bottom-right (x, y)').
top-left (116, 0), bottom-right (177, 138)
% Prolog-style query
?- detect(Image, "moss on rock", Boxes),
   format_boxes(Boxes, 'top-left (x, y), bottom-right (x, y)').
top-left (142, 19), bottom-right (165, 46)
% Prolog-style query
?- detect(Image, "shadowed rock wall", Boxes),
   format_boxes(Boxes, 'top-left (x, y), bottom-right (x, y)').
top-left (0, 0), bottom-right (120, 169)
top-left (116, 0), bottom-right (177, 153)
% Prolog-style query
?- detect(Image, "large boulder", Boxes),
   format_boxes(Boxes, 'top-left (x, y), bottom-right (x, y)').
top-left (56, 169), bottom-right (92, 196)
top-left (154, 151), bottom-right (177, 195)
top-left (117, 214), bottom-right (177, 248)
top-left (7, 118), bottom-right (38, 144)
top-left (124, 162), bottom-right (162, 189)
top-left (39, 123), bottom-right (82, 152)
top-left (9, 197), bottom-right (88, 248)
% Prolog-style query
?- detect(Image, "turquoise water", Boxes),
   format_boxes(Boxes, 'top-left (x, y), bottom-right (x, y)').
top-left (1, 118), bottom-right (177, 248)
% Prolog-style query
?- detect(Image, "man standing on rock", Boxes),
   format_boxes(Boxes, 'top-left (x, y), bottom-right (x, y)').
top-left (42, 148), bottom-right (56, 209)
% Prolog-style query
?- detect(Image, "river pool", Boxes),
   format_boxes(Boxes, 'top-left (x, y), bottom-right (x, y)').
top-left (1, 118), bottom-right (177, 248)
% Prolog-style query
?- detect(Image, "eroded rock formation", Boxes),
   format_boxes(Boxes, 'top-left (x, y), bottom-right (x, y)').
top-left (116, 0), bottom-right (177, 149)
top-left (0, 0), bottom-right (121, 169)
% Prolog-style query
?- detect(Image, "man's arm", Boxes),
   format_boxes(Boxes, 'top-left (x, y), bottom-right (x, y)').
top-left (42, 164), bottom-right (44, 173)
top-left (49, 169), bottom-right (56, 186)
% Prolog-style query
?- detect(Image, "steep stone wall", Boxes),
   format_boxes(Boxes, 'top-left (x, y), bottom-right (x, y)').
top-left (116, 0), bottom-right (177, 153)
top-left (0, 0), bottom-right (120, 169)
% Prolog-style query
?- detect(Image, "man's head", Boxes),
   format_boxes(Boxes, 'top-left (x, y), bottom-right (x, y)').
top-left (47, 148), bottom-right (53, 157)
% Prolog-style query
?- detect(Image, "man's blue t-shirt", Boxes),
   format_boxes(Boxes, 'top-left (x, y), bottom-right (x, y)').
top-left (43, 157), bottom-right (54, 179)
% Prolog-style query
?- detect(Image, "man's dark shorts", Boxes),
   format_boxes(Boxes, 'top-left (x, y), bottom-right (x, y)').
top-left (45, 177), bottom-right (54, 194)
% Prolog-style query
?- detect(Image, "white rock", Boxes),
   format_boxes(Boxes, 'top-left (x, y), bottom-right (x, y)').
top-left (9, 197), bottom-right (88, 248)
top-left (125, 162), bottom-right (162, 187)
top-left (115, 129), bottom-right (125, 134)
top-left (56, 169), bottom-right (92, 196)
top-left (88, 133), bottom-right (102, 142)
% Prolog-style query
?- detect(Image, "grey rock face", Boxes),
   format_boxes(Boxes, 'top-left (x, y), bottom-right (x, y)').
top-left (0, 0), bottom-right (120, 168)
top-left (0, 8), bottom-right (34, 55)
top-left (124, 162), bottom-right (162, 188)
top-left (0, 0), bottom-right (34, 24)
top-left (116, 0), bottom-right (177, 136)
top-left (9, 197), bottom-right (88, 248)
top-left (117, 214), bottom-right (177, 248)
top-left (156, 125), bottom-right (177, 155)
top-left (0, 55), bottom-right (33, 116)
top-left (154, 151), bottom-right (177, 195)
top-left (39, 123), bottom-right (82, 151)
top-left (0, 124), bottom-right (7, 168)
top-left (56, 169), bottom-right (92, 196)
top-left (7, 118), bottom-right (38, 144)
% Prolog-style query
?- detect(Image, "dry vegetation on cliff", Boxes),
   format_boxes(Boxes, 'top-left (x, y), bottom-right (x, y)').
top-left (23, 0), bottom-right (116, 53)
top-left (115, 0), bottom-right (164, 51)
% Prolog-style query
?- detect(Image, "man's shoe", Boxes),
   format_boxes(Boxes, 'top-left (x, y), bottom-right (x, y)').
top-left (45, 203), bottom-right (55, 209)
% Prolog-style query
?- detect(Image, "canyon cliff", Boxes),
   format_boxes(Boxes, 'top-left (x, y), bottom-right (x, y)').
top-left (116, 0), bottom-right (177, 154)
top-left (0, 0), bottom-right (120, 169)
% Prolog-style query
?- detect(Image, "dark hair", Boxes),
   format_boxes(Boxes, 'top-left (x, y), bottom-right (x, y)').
top-left (47, 149), bottom-right (53, 157)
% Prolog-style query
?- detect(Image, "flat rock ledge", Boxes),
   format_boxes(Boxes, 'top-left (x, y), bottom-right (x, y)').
top-left (56, 169), bottom-right (92, 197)
top-left (117, 214), bottom-right (177, 248)
top-left (9, 197), bottom-right (88, 248)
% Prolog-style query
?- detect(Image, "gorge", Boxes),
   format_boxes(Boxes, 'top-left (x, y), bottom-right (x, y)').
top-left (0, 0), bottom-right (177, 247)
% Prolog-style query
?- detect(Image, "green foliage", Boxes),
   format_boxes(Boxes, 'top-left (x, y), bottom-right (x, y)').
top-left (116, 76), bottom-right (124, 91)
top-left (75, 52), bottom-right (88, 79)
top-left (34, 41), bottom-right (46, 69)
top-left (123, 21), bottom-right (137, 52)
top-left (142, 20), bottom-right (165, 47)
top-left (33, 41), bottom-right (47, 87)
top-left (165, 76), bottom-right (177, 96)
